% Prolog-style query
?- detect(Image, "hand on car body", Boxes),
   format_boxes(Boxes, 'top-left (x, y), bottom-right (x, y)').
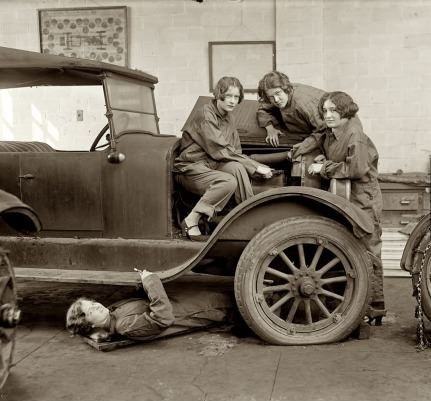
top-left (256, 165), bottom-right (273, 179)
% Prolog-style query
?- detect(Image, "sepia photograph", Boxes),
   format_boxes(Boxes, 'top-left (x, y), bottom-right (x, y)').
top-left (0, 1), bottom-right (430, 400)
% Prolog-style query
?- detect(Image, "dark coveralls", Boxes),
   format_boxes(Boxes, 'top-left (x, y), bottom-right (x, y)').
top-left (174, 100), bottom-right (261, 219)
top-left (108, 274), bottom-right (232, 340)
top-left (257, 83), bottom-right (326, 145)
top-left (310, 117), bottom-right (384, 307)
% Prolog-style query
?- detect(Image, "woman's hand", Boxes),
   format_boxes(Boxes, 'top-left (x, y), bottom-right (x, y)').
top-left (308, 163), bottom-right (323, 175)
top-left (134, 268), bottom-right (153, 280)
top-left (313, 154), bottom-right (326, 163)
top-left (256, 165), bottom-right (273, 179)
top-left (265, 126), bottom-right (284, 147)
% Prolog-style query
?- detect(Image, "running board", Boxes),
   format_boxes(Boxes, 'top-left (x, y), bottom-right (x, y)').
top-left (14, 267), bottom-right (234, 286)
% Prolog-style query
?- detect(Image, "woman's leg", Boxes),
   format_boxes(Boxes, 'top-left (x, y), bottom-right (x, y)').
top-left (217, 161), bottom-right (254, 203)
top-left (176, 165), bottom-right (237, 234)
top-left (361, 190), bottom-right (385, 322)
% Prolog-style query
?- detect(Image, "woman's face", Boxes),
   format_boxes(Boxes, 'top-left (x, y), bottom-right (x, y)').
top-left (80, 300), bottom-right (110, 327)
top-left (265, 87), bottom-right (289, 109)
top-left (322, 99), bottom-right (346, 129)
top-left (217, 85), bottom-right (241, 114)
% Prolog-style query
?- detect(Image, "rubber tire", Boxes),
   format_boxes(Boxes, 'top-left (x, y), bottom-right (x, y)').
top-left (234, 216), bottom-right (372, 345)
top-left (419, 245), bottom-right (431, 321)
top-left (0, 251), bottom-right (17, 389)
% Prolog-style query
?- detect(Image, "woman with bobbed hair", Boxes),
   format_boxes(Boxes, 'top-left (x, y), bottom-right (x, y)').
top-left (257, 71), bottom-right (294, 103)
top-left (307, 91), bottom-right (385, 324)
top-left (174, 76), bottom-right (272, 241)
top-left (256, 70), bottom-right (326, 148)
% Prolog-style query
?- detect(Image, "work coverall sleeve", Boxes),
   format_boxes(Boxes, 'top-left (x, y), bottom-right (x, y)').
top-left (191, 113), bottom-right (260, 175)
top-left (320, 136), bottom-right (370, 180)
top-left (293, 105), bottom-right (327, 154)
top-left (298, 100), bottom-right (326, 133)
top-left (116, 274), bottom-right (175, 338)
top-left (256, 102), bottom-right (281, 128)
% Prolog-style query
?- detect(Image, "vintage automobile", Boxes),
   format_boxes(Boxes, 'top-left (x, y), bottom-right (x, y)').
top-left (0, 46), bottom-right (376, 345)
top-left (0, 189), bottom-right (40, 388)
top-left (400, 213), bottom-right (431, 329)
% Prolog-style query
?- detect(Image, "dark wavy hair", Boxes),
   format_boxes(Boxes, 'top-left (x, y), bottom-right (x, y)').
top-left (66, 297), bottom-right (96, 336)
top-left (257, 71), bottom-right (293, 103)
top-left (213, 76), bottom-right (244, 104)
top-left (318, 91), bottom-right (359, 119)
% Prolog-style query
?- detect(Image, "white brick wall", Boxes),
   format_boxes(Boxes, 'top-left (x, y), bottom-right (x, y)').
top-left (276, 0), bottom-right (431, 173)
top-left (0, 0), bottom-right (429, 173)
top-left (0, 0), bottom-right (274, 148)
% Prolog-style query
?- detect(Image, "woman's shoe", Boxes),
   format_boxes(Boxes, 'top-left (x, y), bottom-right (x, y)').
top-left (365, 302), bottom-right (386, 326)
top-left (180, 220), bottom-right (209, 242)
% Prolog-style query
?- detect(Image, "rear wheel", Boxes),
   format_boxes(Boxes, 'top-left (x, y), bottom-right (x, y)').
top-left (235, 217), bottom-right (372, 345)
top-left (0, 248), bottom-right (20, 388)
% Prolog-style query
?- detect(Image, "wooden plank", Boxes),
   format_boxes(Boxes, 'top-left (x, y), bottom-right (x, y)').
top-left (82, 336), bottom-right (136, 351)
top-left (383, 270), bottom-right (410, 278)
top-left (80, 324), bottom-right (220, 351)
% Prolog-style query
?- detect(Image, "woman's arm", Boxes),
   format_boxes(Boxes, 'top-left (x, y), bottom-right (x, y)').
top-left (189, 111), bottom-right (265, 175)
top-left (320, 136), bottom-right (370, 180)
top-left (256, 101), bottom-right (281, 129)
top-left (115, 273), bottom-right (175, 339)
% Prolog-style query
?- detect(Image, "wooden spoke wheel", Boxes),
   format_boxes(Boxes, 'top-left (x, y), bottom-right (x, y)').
top-left (0, 248), bottom-right (20, 389)
top-left (235, 217), bottom-right (372, 345)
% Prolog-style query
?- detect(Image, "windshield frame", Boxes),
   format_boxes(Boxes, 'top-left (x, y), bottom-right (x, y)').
top-left (102, 72), bottom-right (160, 141)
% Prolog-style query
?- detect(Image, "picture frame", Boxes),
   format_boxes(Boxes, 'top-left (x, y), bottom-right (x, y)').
top-left (208, 41), bottom-right (276, 93)
top-left (38, 6), bottom-right (129, 67)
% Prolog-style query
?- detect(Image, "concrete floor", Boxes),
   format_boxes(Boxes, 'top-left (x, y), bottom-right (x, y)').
top-left (1, 276), bottom-right (431, 401)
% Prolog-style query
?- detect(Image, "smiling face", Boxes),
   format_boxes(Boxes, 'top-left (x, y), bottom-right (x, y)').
top-left (265, 87), bottom-right (289, 109)
top-left (216, 85), bottom-right (241, 115)
top-left (322, 99), bottom-right (347, 129)
top-left (79, 300), bottom-right (110, 328)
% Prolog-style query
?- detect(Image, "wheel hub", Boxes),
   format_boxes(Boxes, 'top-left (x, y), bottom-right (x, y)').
top-left (299, 277), bottom-right (316, 297)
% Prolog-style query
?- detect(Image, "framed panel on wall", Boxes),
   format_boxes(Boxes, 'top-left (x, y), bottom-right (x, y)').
top-left (38, 6), bottom-right (128, 67)
top-left (208, 41), bottom-right (276, 93)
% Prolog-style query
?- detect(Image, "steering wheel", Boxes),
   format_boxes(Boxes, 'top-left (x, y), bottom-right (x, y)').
top-left (90, 124), bottom-right (110, 152)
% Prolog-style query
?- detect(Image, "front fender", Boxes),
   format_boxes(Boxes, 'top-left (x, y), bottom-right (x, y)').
top-left (400, 213), bottom-right (431, 272)
top-left (159, 186), bottom-right (373, 281)
top-left (215, 186), bottom-right (373, 241)
top-left (0, 189), bottom-right (41, 233)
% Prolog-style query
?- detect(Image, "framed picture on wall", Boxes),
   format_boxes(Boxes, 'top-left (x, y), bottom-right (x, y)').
top-left (38, 6), bottom-right (129, 67)
top-left (208, 41), bottom-right (276, 93)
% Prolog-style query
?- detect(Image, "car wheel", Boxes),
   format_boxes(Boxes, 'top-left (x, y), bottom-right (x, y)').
top-left (419, 243), bottom-right (431, 320)
top-left (0, 249), bottom-right (19, 388)
top-left (234, 216), bottom-right (372, 345)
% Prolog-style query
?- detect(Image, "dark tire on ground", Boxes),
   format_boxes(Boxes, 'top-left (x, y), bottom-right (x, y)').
top-left (0, 250), bottom-right (18, 388)
top-left (234, 216), bottom-right (372, 345)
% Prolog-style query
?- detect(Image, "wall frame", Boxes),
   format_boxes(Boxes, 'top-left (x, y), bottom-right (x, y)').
top-left (208, 41), bottom-right (276, 93)
top-left (38, 6), bottom-right (129, 67)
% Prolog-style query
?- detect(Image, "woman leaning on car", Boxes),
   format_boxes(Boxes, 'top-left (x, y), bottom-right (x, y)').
top-left (305, 91), bottom-right (386, 324)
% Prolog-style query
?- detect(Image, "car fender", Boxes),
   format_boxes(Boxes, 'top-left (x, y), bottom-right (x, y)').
top-left (400, 213), bottom-right (431, 273)
top-left (214, 186), bottom-right (373, 241)
top-left (159, 186), bottom-right (373, 281)
top-left (0, 189), bottom-right (41, 234)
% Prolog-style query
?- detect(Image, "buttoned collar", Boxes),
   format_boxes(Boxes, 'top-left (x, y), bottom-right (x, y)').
top-left (210, 99), bottom-right (229, 121)
top-left (327, 127), bottom-right (340, 140)
top-left (326, 118), bottom-right (353, 140)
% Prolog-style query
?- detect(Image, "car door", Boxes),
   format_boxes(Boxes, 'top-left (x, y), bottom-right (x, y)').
top-left (18, 152), bottom-right (103, 233)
